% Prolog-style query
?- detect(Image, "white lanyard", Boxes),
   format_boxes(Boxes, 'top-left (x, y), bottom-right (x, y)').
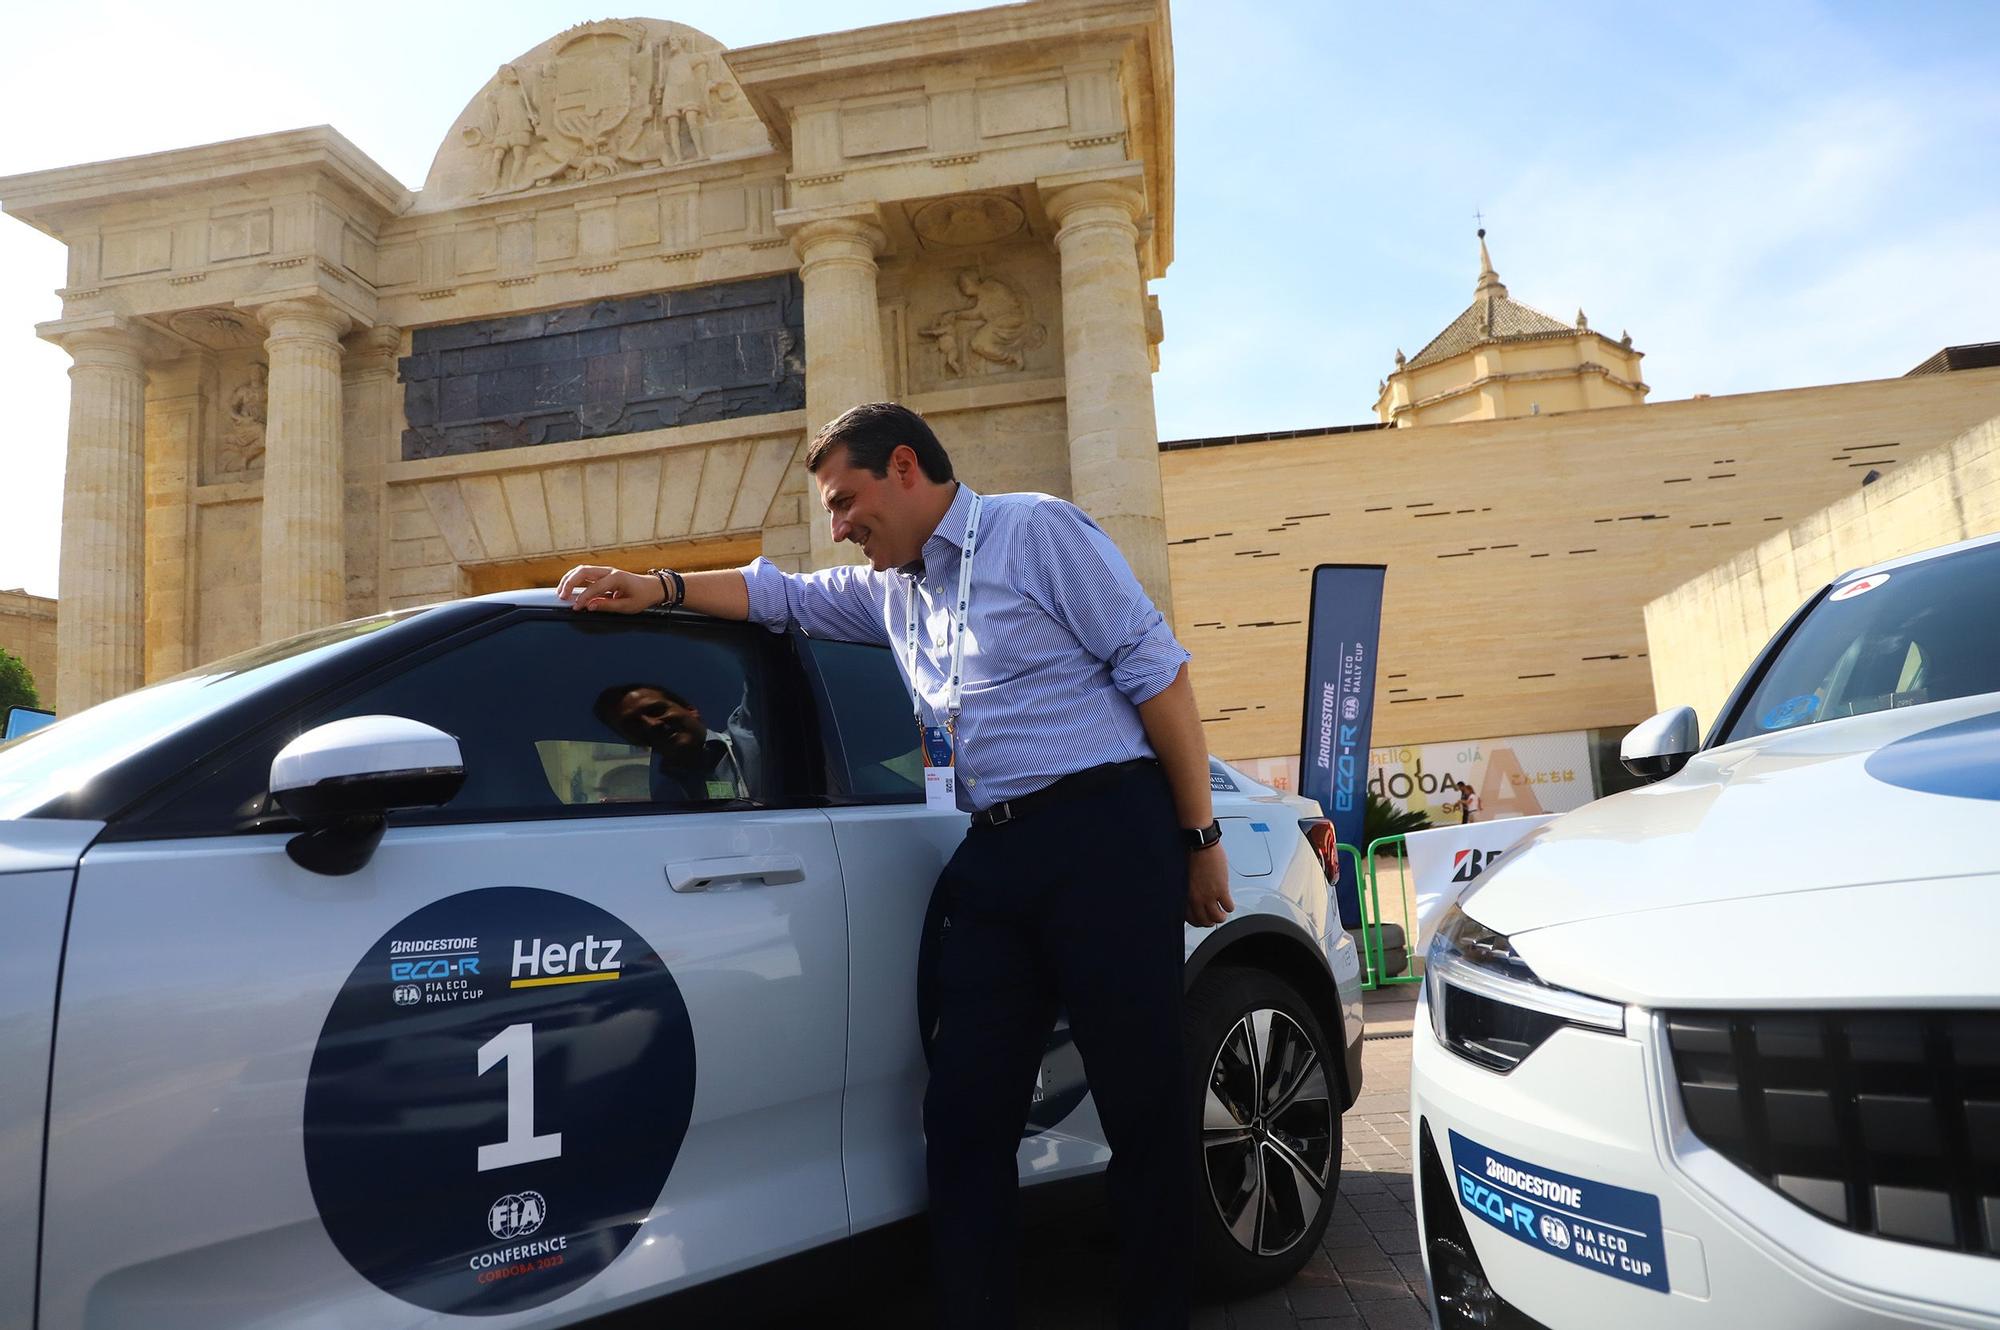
top-left (903, 491), bottom-right (981, 725)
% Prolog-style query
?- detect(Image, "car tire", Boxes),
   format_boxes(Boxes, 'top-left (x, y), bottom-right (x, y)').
top-left (1186, 965), bottom-right (1342, 1295)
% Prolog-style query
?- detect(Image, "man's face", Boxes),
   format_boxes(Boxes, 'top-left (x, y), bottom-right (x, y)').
top-left (613, 688), bottom-right (704, 763)
top-left (815, 443), bottom-right (926, 571)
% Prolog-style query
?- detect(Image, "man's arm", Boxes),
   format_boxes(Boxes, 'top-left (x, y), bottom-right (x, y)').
top-left (556, 559), bottom-right (889, 646)
top-left (557, 565), bottom-right (749, 618)
top-left (1138, 664), bottom-right (1235, 928)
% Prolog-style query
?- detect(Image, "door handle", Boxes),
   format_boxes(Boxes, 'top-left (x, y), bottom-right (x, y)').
top-left (666, 853), bottom-right (808, 893)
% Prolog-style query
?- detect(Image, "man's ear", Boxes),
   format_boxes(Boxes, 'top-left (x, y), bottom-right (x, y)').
top-left (892, 443), bottom-right (921, 487)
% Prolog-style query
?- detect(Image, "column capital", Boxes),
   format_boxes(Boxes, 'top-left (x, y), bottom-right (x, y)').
top-left (240, 295), bottom-right (353, 344)
top-left (37, 313), bottom-right (178, 368)
top-left (343, 322), bottom-right (404, 368)
top-left (1038, 166), bottom-right (1148, 234)
top-left (775, 204), bottom-right (889, 266)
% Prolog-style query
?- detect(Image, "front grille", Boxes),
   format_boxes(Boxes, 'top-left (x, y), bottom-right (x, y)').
top-left (1665, 1010), bottom-right (2000, 1257)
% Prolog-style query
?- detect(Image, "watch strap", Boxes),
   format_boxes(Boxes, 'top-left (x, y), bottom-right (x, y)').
top-left (1184, 819), bottom-right (1223, 851)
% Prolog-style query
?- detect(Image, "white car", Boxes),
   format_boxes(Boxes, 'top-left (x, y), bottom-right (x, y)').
top-left (0, 591), bottom-right (1363, 1328)
top-left (1412, 531), bottom-right (2000, 1327)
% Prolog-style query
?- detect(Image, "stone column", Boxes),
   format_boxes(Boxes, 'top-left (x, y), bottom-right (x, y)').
top-left (341, 324), bottom-right (403, 619)
top-left (789, 214), bottom-right (887, 569)
top-left (253, 298), bottom-right (352, 641)
top-left (49, 321), bottom-right (149, 714)
top-left (1044, 177), bottom-right (1173, 614)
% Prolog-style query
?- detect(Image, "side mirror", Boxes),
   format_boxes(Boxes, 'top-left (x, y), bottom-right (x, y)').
top-left (271, 716), bottom-right (465, 875)
top-left (1619, 706), bottom-right (1700, 782)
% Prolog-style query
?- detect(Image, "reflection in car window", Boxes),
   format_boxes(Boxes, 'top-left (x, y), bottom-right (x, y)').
top-left (804, 638), bottom-right (922, 800)
top-left (1726, 540), bottom-right (2000, 745)
top-left (143, 615), bottom-right (778, 829)
top-left (0, 611), bottom-right (410, 820)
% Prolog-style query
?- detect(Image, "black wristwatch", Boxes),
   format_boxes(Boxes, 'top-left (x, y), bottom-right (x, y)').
top-left (1183, 819), bottom-right (1223, 851)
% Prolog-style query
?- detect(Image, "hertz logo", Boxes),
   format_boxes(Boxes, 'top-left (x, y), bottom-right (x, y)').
top-left (509, 935), bottom-right (623, 988)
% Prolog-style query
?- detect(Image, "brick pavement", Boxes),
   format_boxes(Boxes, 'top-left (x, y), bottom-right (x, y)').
top-left (753, 986), bottom-right (1431, 1329)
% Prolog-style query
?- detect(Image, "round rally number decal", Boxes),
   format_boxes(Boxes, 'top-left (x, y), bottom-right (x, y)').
top-left (305, 887), bottom-right (695, 1314)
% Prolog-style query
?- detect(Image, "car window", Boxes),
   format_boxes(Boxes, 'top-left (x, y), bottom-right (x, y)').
top-left (1725, 539), bottom-right (2000, 743)
top-left (801, 638), bottom-right (922, 801)
top-left (0, 611), bottom-right (413, 819)
top-left (137, 614), bottom-right (791, 831)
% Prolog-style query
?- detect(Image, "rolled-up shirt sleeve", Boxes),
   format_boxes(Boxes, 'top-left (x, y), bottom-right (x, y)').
top-left (740, 557), bottom-right (891, 646)
top-left (1019, 501), bottom-right (1190, 705)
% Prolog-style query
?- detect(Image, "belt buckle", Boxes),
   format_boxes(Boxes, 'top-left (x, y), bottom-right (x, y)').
top-left (985, 800), bottom-right (1016, 827)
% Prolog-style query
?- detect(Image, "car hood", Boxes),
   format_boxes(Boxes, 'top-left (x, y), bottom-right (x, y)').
top-left (1461, 691), bottom-right (2000, 943)
top-left (0, 819), bottom-right (103, 875)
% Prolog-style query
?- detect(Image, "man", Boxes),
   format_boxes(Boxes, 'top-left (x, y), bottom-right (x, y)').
top-left (558, 401), bottom-right (1231, 1329)
top-left (1458, 780), bottom-right (1480, 824)
top-left (591, 682), bottom-right (748, 802)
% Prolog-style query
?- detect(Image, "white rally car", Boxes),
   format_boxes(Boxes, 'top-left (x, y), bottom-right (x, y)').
top-left (0, 591), bottom-right (1362, 1328)
top-left (1413, 531), bottom-right (2000, 1327)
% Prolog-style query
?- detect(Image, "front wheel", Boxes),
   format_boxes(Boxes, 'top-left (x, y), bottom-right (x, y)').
top-left (1186, 966), bottom-right (1343, 1295)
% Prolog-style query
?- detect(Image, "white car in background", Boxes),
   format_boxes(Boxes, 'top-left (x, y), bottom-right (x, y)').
top-left (0, 591), bottom-right (1363, 1328)
top-left (1412, 531), bottom-right (2000, 1328)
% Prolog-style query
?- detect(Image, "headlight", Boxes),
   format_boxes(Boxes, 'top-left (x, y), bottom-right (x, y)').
top-left (1424, 905), bottom-right (1624, 1073)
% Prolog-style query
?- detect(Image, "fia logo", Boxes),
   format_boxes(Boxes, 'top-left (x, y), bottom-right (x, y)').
top-left (488, 1190), bottom-right (547, 1241)
top-left (1451, 848), bottom-right (1505, 884)
top-left (1341, 695), bottom-right (1360, 722)
top-left (392, 984), bottom-right (422, 1007)
top-left (1538, 1214), bottom-right (1571, 1250)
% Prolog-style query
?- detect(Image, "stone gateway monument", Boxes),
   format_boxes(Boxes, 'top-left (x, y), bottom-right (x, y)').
top-left (0, 2), bottom-right (1175, 714)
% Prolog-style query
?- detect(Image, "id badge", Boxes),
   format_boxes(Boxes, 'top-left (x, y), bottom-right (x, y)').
top-left (922, 724), bottom-right (958, 812)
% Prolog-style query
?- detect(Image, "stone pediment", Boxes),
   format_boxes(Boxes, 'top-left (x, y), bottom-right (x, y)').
top-left (419, 19), bottom-right (773, 210)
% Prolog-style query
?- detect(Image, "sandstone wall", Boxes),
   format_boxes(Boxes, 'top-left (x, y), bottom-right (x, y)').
top-left (1161, 366), bottom-right (2000, 762)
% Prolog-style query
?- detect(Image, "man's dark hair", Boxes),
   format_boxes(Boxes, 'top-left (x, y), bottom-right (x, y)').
top-left (805, 401), bottom-right (954, 482)
top-left (593, 682), bottom-right (696, 734)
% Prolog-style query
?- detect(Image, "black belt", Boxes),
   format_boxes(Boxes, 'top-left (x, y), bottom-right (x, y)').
top-left (968, 759), bottom-right (1156, 829)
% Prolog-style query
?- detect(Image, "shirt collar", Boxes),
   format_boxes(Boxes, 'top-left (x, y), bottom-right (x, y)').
top-left (902, 482), bottom-right (979, 576)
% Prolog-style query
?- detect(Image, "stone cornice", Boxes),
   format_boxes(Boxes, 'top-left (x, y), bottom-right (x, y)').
top-left (1393, 363), bottom-right (1653, 420)
top-left (730, 0), bottom-right (1171, 270)
top-left (730, 0), bottom-right (1163, 99)
top-left (0, 126), bottom-right (411, 240)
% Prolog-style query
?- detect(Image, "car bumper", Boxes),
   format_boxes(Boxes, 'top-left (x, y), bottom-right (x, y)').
top-left (1409, 986), bottom-right (2000, 1329)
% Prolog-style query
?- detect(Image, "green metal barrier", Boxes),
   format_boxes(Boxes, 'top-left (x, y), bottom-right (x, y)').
top-left (1335, 841), bottom-right (1370, 985)
top-left (1358, 833), bottom-right (1422, 988)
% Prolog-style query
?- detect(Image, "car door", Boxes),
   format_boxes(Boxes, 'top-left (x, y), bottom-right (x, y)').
top-left (40, 609), bottom-right (848, 1329)
top-left (798, 636), bottom-right (969, 1232)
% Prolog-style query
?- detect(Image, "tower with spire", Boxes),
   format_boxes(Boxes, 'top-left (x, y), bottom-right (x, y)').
top-left (1373, 229), bottom-right (1649, 426)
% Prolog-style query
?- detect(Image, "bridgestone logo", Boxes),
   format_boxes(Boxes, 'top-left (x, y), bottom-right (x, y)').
top-left (390, 937), bottom-right (479, 954)
top-left (1485, 1158), bottom-right (1582, 1209)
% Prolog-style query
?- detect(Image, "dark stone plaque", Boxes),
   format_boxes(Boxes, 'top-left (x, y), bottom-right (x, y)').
top-left (399, 275), bottom-right (805, 460)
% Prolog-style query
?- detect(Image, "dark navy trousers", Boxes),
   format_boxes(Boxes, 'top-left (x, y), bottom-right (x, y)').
top-left (923, 760), bottom-right (1194, 1329)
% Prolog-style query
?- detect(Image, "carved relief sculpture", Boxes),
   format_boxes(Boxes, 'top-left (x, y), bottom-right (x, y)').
top-left (922, 270), bottom-right (1045, 376)
top-left (216, 361), bottom-right (269, 476)
top-left (458, 22), bottom-right (745, 199)
top-left (484, 66), bottom-right (540, 194)
top-left (655, 35), bottom-right (715, 164)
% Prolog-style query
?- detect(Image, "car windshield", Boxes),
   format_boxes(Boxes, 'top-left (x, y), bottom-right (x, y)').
top-left (1725, 539), bottom-right (2000, 745)
top-left (0, 611), bottom-right (417, 820)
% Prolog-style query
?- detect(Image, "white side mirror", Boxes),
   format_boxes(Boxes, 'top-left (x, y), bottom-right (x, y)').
top-left (1619, 706), bottom-right (1700, 782)
top-left (272, 715), bottom-right (465, 820)
top-left (271, 716), bottom-right (465, 875)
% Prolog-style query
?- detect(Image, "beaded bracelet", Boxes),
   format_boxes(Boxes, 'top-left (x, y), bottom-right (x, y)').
top-left (649, 568), bottom-right (686, 608)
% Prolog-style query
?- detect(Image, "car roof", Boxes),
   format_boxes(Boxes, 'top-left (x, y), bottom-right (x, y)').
top-left (1834, 527), bottom-right (2000, 586)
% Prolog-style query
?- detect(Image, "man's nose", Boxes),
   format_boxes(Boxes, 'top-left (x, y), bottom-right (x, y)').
top-left (829, 512), bottom-right (852, 542)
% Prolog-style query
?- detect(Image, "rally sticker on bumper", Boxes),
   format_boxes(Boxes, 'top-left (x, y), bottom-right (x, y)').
top-left (1448, 1130), bottom-right (1669, 1293)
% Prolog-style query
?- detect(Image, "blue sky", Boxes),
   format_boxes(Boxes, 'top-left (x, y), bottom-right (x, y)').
top-left (2, 0), bottom-right (1995, 597)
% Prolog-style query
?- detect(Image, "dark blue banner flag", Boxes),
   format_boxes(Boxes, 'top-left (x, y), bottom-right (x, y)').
top-left (1298, 564), bottom-right (1386, 927)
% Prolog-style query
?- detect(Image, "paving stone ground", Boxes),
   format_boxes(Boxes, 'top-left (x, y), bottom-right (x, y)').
top-left (744, 986), bottom-right (1430, 1328)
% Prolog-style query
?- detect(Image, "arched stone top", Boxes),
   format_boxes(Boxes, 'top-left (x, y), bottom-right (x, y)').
top-left (420, 18), bottom-right (772, 209)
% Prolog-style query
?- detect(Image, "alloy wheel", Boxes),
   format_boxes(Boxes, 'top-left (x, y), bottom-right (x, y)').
top-left (1201, 1006), bottom-right (1335, 1257)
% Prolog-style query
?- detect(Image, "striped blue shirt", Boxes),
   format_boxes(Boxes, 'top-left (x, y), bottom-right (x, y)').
top-left (741, 484), bottom-right (1190, 811)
